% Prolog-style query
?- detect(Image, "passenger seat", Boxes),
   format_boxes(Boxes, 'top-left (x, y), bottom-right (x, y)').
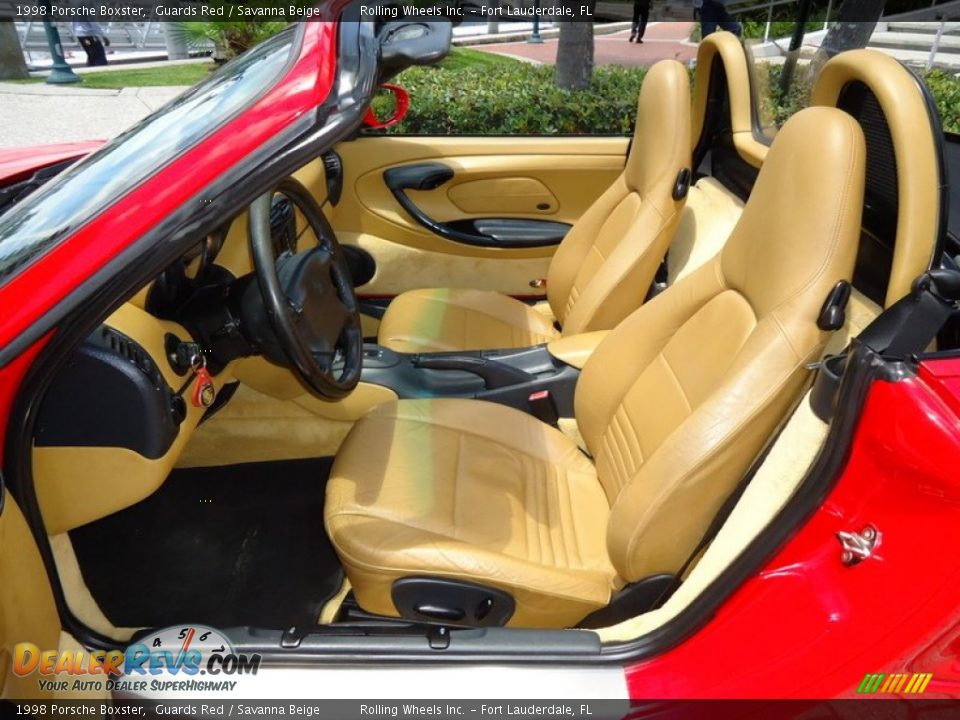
top-left (376, 59), bottom-right (692, 353)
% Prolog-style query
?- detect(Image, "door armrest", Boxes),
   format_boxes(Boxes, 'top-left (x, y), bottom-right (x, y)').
top-left (547, 331), bottom-right (611, 370)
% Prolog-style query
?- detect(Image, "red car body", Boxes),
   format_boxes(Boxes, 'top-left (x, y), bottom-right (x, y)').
top-left (0, 142), bottom-right (105, 186)
top-left (2, 17), bottom-right (960, 704)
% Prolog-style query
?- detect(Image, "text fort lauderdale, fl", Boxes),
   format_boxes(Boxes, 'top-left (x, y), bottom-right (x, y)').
top-left (359, 4), bottom-right (593, 18)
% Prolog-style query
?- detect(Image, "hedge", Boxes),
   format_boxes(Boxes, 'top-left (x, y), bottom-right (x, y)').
top-left (379, 64), bottom-right (647, 135)
top-left (378, 60), bottom-right (960, 136)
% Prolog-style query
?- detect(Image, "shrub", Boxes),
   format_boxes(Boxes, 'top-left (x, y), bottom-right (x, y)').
top-left (378, 55), bottom-right (960, 136)
top-left (921, 68), bottom-right (960, 134)
top-left (379, 64), bottom-right (648, 135)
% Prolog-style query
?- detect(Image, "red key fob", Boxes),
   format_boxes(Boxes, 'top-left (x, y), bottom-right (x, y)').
top-left (191, 365), bottom-right (216, 408)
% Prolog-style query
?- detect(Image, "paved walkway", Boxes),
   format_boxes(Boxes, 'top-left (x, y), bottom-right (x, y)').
top-left (482, 21), bottom-right (696, 67)
top-left (0, 83), bottom-right (185, 147)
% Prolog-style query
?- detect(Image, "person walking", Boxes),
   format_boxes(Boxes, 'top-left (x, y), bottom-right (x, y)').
top-left (700, 0), bottom-right (742, 37)
top-left (630, 0), bottom-right (651, 43)
top-left (70, 14), bottom-right (108, 67)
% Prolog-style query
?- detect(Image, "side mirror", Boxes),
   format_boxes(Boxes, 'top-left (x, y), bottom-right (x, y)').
top-left (378, 21), bottom-right (452, 81)
top-left (364, 84), bottom-right (411, 130)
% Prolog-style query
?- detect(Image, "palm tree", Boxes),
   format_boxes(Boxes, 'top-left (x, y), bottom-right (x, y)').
top-left (165, 21), bottom-right (288, 63)
top-left (0, 20), bottom-right (29, 81)
top-left (555, 12), bottom-right (595, 90)
top-left (809, 0), bottom-right (885, 75)
top-left (163, 22), bottom-right (189, 61)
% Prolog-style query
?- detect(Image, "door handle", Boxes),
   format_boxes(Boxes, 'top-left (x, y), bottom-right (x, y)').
top-left (383, 163), bottom-right (567, 248)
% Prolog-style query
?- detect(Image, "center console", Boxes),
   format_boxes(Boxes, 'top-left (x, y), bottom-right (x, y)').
top-left (355, 343), bottom-right (581, 421)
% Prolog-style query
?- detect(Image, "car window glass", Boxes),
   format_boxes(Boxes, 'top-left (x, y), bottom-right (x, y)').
top-left (0, 28), bottom-right (297, 288)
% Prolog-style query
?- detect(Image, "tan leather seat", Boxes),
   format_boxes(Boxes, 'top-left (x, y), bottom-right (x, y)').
top-left (376, 59), bottom-right (692, 353)
top-left (327, 107), bottom-right (865, 628)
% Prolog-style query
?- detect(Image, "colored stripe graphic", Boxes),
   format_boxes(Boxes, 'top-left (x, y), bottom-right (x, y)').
top-left (857, 673), bottom-right (885, 693)
top-left (857, 672), bottom-right (932, 694)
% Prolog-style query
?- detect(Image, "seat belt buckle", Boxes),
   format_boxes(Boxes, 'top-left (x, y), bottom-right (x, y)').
top-left (528, 390), bottom-right (559, 426)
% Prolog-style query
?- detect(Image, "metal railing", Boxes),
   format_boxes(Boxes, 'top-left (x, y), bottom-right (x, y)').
top-left (15, 19), bottom-right (213, 61)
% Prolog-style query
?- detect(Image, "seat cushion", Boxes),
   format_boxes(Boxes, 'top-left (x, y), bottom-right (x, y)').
top-left (377, 288), bottom-right (559, 353)
top-left (325, 399), bottom-right (617, 628)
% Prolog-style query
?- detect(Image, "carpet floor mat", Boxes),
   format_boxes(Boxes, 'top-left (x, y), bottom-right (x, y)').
top-left (70, 457), bottom-right (342, 630)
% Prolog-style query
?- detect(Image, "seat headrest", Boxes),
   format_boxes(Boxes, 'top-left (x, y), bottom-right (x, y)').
top-left (624, 59), bottom-right (691, 196)
top-left (720, 106), bottom-right (866, 328)
top-left (811, 49), bottom-right (944, 308)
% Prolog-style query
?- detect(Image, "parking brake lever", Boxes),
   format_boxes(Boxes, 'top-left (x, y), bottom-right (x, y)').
top-left (411, 354), bottom-right (533, 389)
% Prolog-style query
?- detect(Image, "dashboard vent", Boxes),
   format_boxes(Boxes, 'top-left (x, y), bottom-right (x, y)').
top-left (322, 150), bottom-right (344, 206)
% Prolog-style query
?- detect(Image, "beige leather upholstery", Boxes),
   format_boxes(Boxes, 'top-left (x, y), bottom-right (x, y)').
top-left (326, 107), bottom-right (865, 627)
top-left (669, 177), bottom-right (744, 285)
top-left (326, 399), bottom-right (617, 628)
top-left (811, 49), bottom-right (942, 307)
top-left (547, 331), bottom-right (611, 370)
top-left (376, 288), bottom-right (560, 354)
top-left (377, 59), bottom-right (691, 353)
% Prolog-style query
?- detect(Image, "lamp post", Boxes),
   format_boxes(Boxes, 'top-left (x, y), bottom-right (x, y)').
top-left (528, 0), bottom-right (543, 43)
top-left (41, 0), bottom-right (80, 84)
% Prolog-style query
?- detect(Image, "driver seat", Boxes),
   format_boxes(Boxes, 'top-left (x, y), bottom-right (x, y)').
top-left (376, 59), bottom-right (692, 353)
top-left (326, 107), bottom-right (866, 628)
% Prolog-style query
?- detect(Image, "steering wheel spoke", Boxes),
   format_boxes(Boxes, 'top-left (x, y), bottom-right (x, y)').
top-left (248, 179), bottom-right (363, 400)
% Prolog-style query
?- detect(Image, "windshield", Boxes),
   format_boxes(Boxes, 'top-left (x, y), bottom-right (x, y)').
top-left (0, 27), bottom-right (298, 288)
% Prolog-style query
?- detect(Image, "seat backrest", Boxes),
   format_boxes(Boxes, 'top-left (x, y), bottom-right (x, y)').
top-left (575, 107), bottom-right (865, 583)
top-left (546, 59), bottom-right (691, 336)
top-left (811, 49), bottom-right (946, 308)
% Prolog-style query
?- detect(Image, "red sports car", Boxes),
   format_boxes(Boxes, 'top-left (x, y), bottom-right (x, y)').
top-left (1, 6), bottom-right (960, 708)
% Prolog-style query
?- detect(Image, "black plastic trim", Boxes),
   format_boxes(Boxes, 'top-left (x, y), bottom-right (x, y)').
top-left (321, 149), bottom-right (344, 206)
top-left (904, 65), bottom-right (950, 275)
top-left (392, 577), bottom-right (515, 627)
top-left (33, 326), bottom-right (181, 459)
top-left (578, 574), bottom-right (675, 629)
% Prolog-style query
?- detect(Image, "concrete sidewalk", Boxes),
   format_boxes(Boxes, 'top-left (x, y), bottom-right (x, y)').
top-left (0, 83), bottom-right (187, 147)
top-left (483, 22), bottom-right (696, 67)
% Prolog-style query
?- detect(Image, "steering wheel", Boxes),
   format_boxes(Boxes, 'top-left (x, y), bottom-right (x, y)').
top-left (247, 179), bottom-right (362, 400)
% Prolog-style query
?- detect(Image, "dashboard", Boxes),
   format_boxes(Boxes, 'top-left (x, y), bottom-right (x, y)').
top-left (30, 160), bottom-right (344, 535)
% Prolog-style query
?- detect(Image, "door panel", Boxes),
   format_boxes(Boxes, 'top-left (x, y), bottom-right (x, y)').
top-left (325, 136), bottom-right (628, 298)
top-left (448, 177), bottom-right (557, 214)
top-left (0, 493), bottom-right (61, 699)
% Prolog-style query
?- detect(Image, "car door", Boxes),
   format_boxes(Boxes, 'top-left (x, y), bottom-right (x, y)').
top-left (323, 133), bottom-right (629, 330)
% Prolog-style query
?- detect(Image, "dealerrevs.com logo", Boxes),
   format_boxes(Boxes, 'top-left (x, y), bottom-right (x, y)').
top-left (13, 625), bottom-right (260, 694)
